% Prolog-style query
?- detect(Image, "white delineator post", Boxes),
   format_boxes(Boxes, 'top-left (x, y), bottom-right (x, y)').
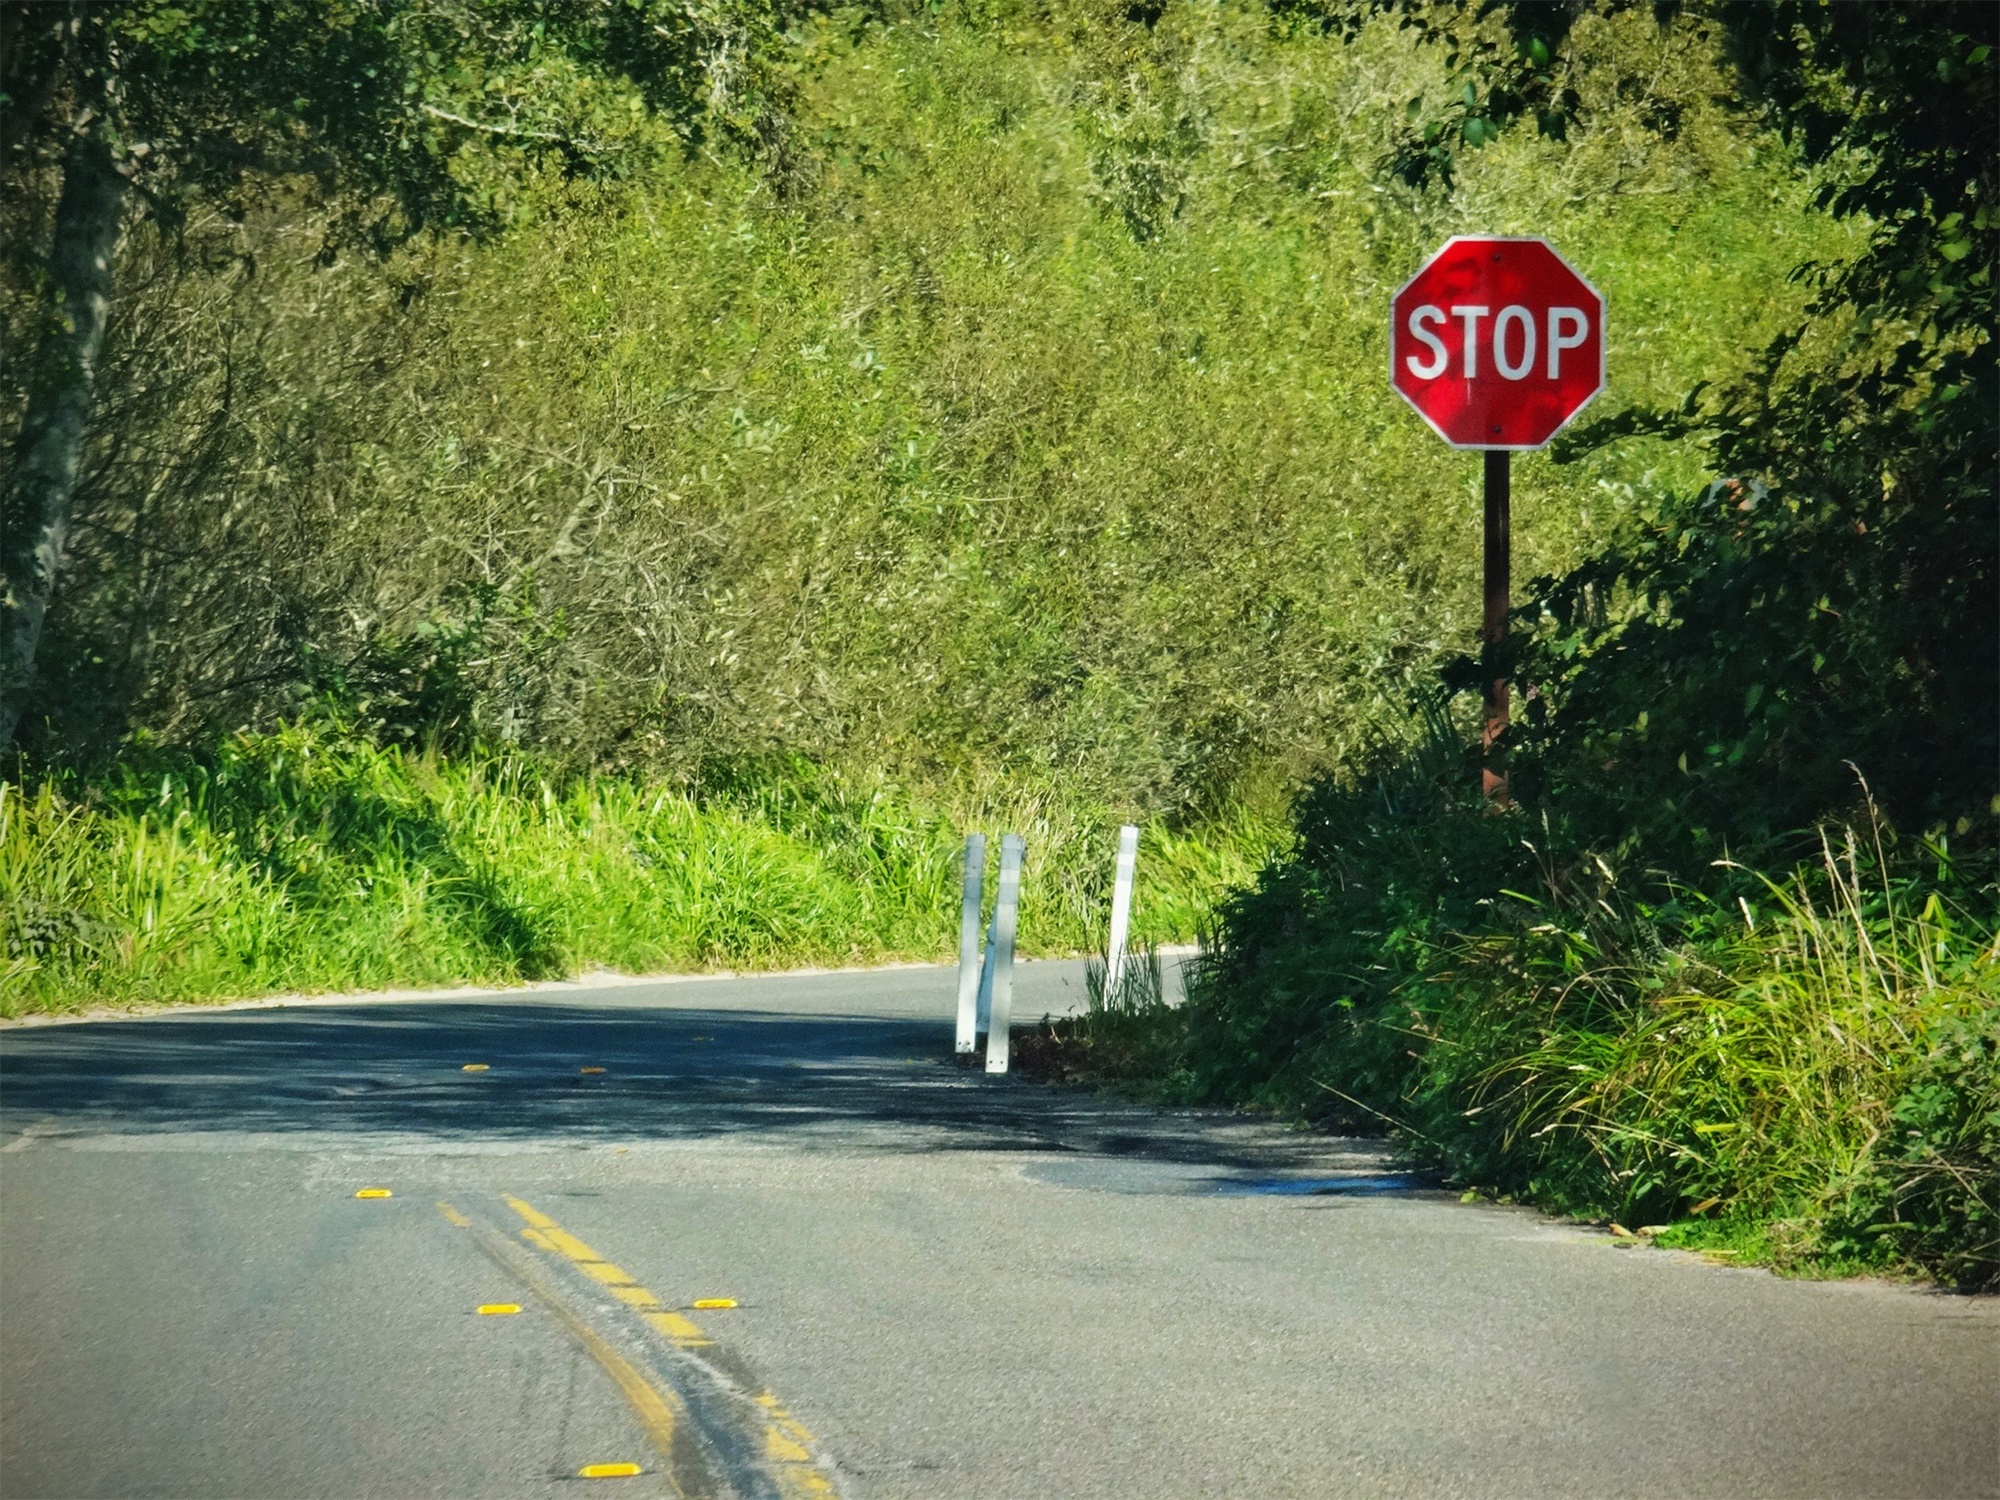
top-left (973, 904), bottom-right (998, 1040)
top-left (954, 833), bottom-right (986, 1055)
top-left (1105, 823), bottom-right (1139, 1001)
top-left (983, 834), bottom-right (1026, 1074)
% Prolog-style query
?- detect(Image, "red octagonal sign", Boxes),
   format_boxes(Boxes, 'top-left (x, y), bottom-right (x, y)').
top-left (1391, 236), bottom-right (1605, 450)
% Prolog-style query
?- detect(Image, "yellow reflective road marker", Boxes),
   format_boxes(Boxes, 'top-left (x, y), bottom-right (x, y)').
top-left (578, 1462), bottom-right (643, 1479)
top-left (477, 1303), bottom-right (521, 1315)
top-left (354, 1188), bottom-right (392, 1199)
top-left (691, 1298), bottom-right (737, 1310)
top-left (437, 1202), bottom-right (689, 1494)
top-left (462, 1063), bottom-right (490, 1072)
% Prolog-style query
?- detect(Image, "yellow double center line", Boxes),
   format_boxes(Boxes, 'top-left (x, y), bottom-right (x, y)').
top-left (503, 1196), bottom-right (720, 1352)
top-left (439, 1195), bottom-right (834, 1498)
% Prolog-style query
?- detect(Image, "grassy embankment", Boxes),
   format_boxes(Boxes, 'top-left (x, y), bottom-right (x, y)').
top-left (1, 724), bottom-right (1262, 1016)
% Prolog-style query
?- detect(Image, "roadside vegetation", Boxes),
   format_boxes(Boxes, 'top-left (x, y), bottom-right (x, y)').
top-left (1, 721), bottom-right (1261, 1012)
top-left (4, 4), bottom-right (1833, 981)
top-left (4, 3), bottom-right (1993, 1284)
top-left (1045, 749), bottom-right (1996, 1289)
top-left (1023, 3), bottom-right (1998, 1291)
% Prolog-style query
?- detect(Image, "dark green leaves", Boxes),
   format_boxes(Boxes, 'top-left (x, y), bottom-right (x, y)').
top-left (7, 0), bottom-right (810, 252)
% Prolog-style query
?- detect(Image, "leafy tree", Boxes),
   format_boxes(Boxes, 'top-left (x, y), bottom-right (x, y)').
top-left (1527, 3), bottom-right (1995, 853)
top-left (0, 0), bottom-right (794, 749)
top-left (1363, 0), bottom-right (1997, 855)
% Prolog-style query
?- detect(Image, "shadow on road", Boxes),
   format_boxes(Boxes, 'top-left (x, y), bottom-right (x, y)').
top-left (0, 1000), bottom-right (1391, 1177)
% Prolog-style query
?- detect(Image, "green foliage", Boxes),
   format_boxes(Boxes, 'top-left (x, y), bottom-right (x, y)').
top-left (1404, 833), bottom-right (1995, 1239)
top-left (1507, 0), bottom-right (1998, 858)
top-left (1013, 941), bottom-right (1187, 1087)
top-left (1, 0), bottom-right (796, 245)
top-left (1826, 1006), bottom-right (2000, 1291)
top-left (0, 723), bottom-right (1265, 1015)
top-left (1092, 737), bottom-right (1999, 1285)
top-left (1172, 705), bottom-right (1528, 1113)
top-left (13, 3), bottom-right (1845, 825)
top-left (1, 0), bottom-right (819, 752)
top-left (1510, 420), bottom-right (1995, 858)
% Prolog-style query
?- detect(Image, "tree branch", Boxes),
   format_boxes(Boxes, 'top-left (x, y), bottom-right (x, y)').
top-left (418, 104), bottom-right (618, 156)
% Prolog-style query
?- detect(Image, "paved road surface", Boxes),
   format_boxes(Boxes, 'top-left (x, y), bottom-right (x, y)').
top-left (2, 962), bottom-right (1995, 1498)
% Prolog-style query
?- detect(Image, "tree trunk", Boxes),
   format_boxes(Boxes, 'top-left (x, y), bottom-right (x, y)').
top-left (1, 114), bottom-right (126, 752)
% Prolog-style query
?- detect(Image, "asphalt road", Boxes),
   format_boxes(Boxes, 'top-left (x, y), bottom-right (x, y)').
top-left (2, 961), bottom-right (1995, 1499)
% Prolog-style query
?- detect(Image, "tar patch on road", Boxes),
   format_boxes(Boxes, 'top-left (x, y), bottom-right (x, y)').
top-left (438, 1194), bottom-right (837, 1500)
top-left (1021, 1159), bottom-right (1432, 1197)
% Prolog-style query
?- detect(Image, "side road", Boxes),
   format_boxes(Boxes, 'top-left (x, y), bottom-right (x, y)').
top-left (0, 950), bottom-right (1199, 1031)
top-left (2, 960), bottom-right (1994, 1498)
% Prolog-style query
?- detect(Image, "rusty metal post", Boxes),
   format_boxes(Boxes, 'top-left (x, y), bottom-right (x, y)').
top-left (1482, 449), bottom-right (1511, 803)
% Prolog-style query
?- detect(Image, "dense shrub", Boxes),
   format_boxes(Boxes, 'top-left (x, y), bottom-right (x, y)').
top-left (1097, 2), bottom-right (2000, 1287)
top-left (7, 5), bottom-right (1842, 821)
top-left (1830, 1008), bottom-right (2000, 1292)
top-left (1053, 735), bottom-right (1998, 1286)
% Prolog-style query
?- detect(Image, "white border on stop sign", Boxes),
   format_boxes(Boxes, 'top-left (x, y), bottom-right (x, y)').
top-left (1388, 234), bottom-right (1608, 452)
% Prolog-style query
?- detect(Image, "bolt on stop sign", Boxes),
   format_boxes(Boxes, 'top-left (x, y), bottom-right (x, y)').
top-left (1391, 236), bottom-right (1605, 449)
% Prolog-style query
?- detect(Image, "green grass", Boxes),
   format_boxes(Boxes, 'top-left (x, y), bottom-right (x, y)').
top-left (1397, 830), bottom-right (1999, 1284)
top-left (0, 723), bottom-right (1272, 1018)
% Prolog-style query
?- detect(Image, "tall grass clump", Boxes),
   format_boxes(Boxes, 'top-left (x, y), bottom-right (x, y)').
top-left (0, 724), bottom-right (1270, 1018)
top-left (1405, 827), bottom-right (1998, 1287)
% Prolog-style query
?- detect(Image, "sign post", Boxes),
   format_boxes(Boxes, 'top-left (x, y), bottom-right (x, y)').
top-left (983, 834), bottom-right (1025, 1074)
top-left (1104, 823), bottom-right (1139, 999)
top-left (1482, 449), bottom-right (1509, 800)
top-left (1390, 236), bottom-right (1605, 799)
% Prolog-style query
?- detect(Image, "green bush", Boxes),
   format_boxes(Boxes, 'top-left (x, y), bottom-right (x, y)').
top-left (15, 4), bottom-right (1843, 820)
top-left (1089, 738), bottom-right (1998, 1286)
top-left (1829, 1008), bottom-right (2000, 1292)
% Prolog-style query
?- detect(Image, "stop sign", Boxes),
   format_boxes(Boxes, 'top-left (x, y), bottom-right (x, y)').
top-left (1390, 237), bottom-right (1605, 449)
